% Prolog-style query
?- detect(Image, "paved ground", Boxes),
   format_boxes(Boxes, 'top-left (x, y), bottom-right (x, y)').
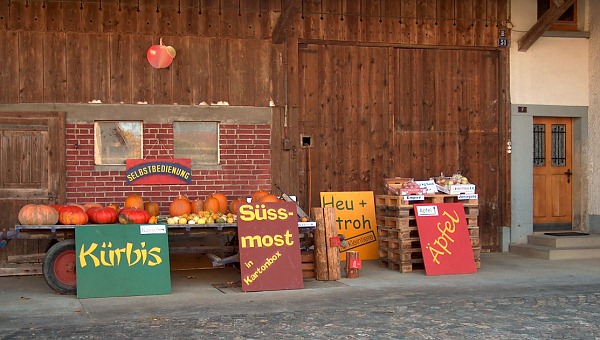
top-left (1, 253), bottom-right (600, 339)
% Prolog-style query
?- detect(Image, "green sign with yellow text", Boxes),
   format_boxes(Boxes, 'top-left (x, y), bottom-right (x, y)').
top-left (75, 224), bottom-right (171, 298)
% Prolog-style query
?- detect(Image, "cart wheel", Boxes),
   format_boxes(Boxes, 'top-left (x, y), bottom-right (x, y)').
top-left (43, 239), bottom-right (77, 295)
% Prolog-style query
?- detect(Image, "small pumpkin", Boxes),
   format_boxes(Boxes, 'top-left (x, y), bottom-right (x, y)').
top-left (203, 196), bottom-right (220, 213)
top-left (125, 194), bottom-right (144, 209)
top-left (229, 198), bottom-right (246, 214)
top-left (251, 190), bottom-right (269, 202)
top-left (169, 195), bottom-right (192, 217)
top-left (18, 204), bottom-right (59, 225)
top-left (87, 207), bottom-right (119, 224)
top-left (106, 203), bottom-right (120, 211)
top-left (191, 199), bottom-right (204, 214)
top-left (119, 208), bottom-right (150, 224)
top-left (259, 194), bottom-right (279, 203)
top-left (211, 192), bottom-right (229, 214)
top-left (59, 209), bottom-right (89, 225)
top-left (144, 201), bottom-right (160, 217)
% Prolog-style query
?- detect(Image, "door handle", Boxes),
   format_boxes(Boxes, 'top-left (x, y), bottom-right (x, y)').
top-left (564, 168), bottom-right (572, 184)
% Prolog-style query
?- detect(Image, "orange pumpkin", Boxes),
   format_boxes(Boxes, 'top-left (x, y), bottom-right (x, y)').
top-left (229, 198), bottom-right (246, 214)
top-left (59, 209), bottom-right (89, 225)
top-left (119, 208), bottom-right (150, 224)
top-left (211, 192), bottom-right (228, 214)
top-left (251, 190), bottom-right (269, 202)
top-left (106, 203), bottom-right (120, 211)
top-left (143, 202), bottom-right (160, 217)
top-left (259, 194), bottom-right (279, 203)
top-left (169, 195), bottom-right (192, 217)
top-left (203, 196), bottom-right (220, 213)
top-left (191, 199), bottom-right (204, 214)
top-left (18, 204), bottom-right (59, 225)
top-left (125, 194), bottom-right (144, 209)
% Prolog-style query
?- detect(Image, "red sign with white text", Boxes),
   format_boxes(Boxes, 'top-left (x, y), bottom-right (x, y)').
top-left (414, 203), bottom-right (476, 276)
top-left (237, 202), bottom-right (304, 292)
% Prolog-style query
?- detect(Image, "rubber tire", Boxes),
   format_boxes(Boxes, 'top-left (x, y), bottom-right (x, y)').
top-left (43, 239), bottom-right (77, 295)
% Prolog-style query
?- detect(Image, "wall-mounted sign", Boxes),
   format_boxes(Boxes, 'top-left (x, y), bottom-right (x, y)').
top-left (414, 203), bottom-right (476, 276)
top-left (125, 158), bottom-right (191, 185)
top-left (319, 191), bottom-right (378, 261)
top-left (75, 224), bottom-right (171, 298)
top-left (237, 202), bottom-right (303, 292)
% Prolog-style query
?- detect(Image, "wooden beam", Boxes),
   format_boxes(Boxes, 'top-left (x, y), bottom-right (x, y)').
top-left (517, 0), bottom-right (575, 52)
top-left (272, 0), bottom-right (300, 44)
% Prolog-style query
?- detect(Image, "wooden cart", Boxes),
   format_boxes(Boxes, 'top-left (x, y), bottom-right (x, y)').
top-left (1, 222), bottom-right (315, 294)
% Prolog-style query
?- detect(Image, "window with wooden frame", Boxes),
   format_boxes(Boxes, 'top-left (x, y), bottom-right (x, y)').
top-left (94, 121), bottom-right (143, 165)
top-left (173, 121), bottom-right (219, 166)
top-left (537, 0), bottom-right (578, 31)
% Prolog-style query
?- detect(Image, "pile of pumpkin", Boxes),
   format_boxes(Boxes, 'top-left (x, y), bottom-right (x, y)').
top-left (16, 190), bottom-right (280, 226)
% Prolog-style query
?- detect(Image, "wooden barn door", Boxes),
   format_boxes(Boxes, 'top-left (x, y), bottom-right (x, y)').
top-left (533, 117), bottom-right (573, 230)
top-left (0, 112), bottom-right (66, 265)
top-left (295, 44), bottom-right (504, 251)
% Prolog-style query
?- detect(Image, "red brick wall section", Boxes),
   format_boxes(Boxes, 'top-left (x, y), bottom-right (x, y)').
top-left (65, 123), bottom-right (271, 215)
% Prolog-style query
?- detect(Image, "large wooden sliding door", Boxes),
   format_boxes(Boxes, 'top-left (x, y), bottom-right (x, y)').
top-left (290, 44), bottom-right (504, 250)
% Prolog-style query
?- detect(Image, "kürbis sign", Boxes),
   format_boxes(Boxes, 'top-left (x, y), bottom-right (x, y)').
top-left (237, 202), bottom-right (303, 292)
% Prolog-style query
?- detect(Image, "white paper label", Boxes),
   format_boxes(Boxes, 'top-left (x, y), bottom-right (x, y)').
top-left (140, 224), bottom-right (167, 235)
top-left (403, 195), bottom-right (424, 201)
top-left (458, 194), bottom-right (478, 200)
top-left (416, 205), bottom-right (439, 216)
top-left (415, 180), bottom-right (437, 194)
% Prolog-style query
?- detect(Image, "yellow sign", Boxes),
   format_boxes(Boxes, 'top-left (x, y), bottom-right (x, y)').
top-left (320, 191), bottom-right (378, 260)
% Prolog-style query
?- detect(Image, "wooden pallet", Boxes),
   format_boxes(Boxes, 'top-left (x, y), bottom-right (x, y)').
top-left (376, 194), bottom-right (479, 208)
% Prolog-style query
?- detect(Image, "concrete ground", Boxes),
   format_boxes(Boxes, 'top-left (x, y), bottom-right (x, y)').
top-left (1, 253), bottom-right (600, 338)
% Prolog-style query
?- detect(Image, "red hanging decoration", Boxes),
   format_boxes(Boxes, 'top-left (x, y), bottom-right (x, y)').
top-left (146, 38), bottom-right (176, 69)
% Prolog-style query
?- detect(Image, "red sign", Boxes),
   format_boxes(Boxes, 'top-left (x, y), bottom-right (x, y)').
top-left (237, 202), bottom-right (304, 292)
top-left (125, 159), bottom-right (192, 185)
top-left (414, 203), bottom-right (476, 276)
top-left (348, 258), bottom-right (362, 269)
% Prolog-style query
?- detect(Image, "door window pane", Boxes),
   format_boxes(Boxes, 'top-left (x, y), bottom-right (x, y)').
top-left (94, 121), bottom-right (143, 165)
top-left (533, 124), bottom-right (545, 167)
top-left (173, 122), bottom-right (219, 165)
top-left (551, 124), bottom-right (567, 167)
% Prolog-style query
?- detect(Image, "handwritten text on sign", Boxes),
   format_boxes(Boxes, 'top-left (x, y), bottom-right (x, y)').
top-left (414, 203), bottom-right (476, 276)
top-left (237, 202), bottom-right (303, 292)
top-left (320, 192), bottom-right (378, 260)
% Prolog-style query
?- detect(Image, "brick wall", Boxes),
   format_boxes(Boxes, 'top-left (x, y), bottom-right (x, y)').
top-left (65, 123), bottom-right (271, 215)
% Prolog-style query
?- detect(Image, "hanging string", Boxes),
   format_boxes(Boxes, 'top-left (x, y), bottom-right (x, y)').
top-left (379, 0), bottom-right (382, 23)
top-left (320, 0), bottom-right (323, 20)
top-left (453, 0), bottom-right (456, 26)
top-left (340, 0), bottom-right (344, 21)
top-left (178, 0), bottom-right (181, 14)
top-left (238, 0), bottom-right (241, 16)
top-left (359, 0), bottom-right (362, 22)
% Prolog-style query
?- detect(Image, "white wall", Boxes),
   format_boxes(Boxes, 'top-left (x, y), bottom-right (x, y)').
top-left (510, 0), bottom-right (589, 106)
top-left (588, 1), bottom-right (600, 222)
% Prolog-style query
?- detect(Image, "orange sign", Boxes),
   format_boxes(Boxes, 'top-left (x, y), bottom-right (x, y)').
top-left (236, 202), bottom-right (303, 292)
top-left (414, 203), bottom-right (476, 276)
top-left (320, 191), bottom-right (378, 260)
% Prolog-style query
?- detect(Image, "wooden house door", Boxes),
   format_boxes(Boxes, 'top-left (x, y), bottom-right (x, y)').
top-left (533, 117), bottom-right (573, 230)
top-left (0, 112), bottom-right (66, 264)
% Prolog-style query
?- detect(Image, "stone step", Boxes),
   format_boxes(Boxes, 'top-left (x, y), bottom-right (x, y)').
top-left (527, 233), bottom-right (600, 248)
top-left (509, 243), bottom-right (600, 260)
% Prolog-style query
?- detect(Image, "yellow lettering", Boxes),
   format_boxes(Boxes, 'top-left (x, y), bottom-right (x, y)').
top-left (147, 247), bottom-right (162, 266)
top-left (79, 243), bottom-right (100, 268)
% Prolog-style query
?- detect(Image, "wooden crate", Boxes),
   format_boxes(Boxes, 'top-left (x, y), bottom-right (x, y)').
top-left (376, 193), bottom-right (481, 273)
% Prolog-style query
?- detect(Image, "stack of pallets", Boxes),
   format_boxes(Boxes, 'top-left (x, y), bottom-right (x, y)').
top-left (375, 194), bottom-right (481, 273)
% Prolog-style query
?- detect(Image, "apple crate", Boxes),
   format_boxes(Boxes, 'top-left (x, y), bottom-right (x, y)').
top-left (436, 183), bottom-right (476, 195)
